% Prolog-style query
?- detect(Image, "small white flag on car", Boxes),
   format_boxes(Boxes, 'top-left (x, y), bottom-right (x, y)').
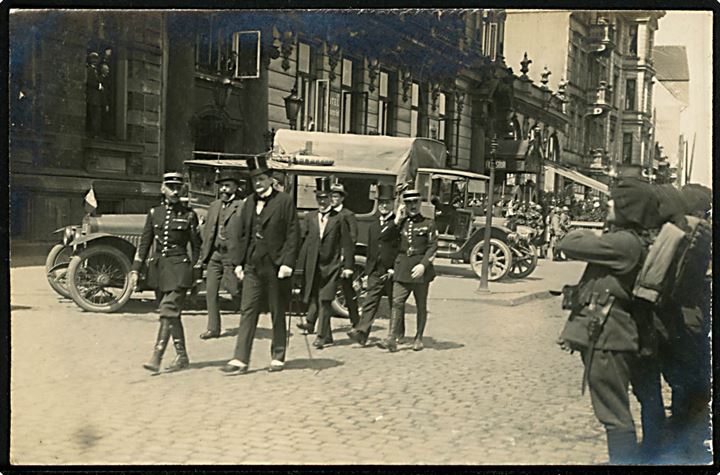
top-left (84, 186), bottom-right (98, 213)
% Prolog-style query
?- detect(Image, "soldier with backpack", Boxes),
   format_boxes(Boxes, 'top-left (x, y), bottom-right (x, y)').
top-left (556, 177), bottom-right (665, 464)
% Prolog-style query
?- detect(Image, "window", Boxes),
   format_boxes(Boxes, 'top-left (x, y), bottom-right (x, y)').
top-left (622, 133), bottom-right (633, 164)
top-left (613, 72), bottom-right (620, 107)
top-left (625, 79), bottom-right (636, 110)
top-left (314, 79), bottom-right (330, 132)
top-left (628, 24), bottom-right (638, 56)
top-left (195, 20), bottom-right (260, 78)
top-left (294, 174), bottom-right (378, 215)
top-left (410, 82), bottom-right (420, 137)
top-left (377, 71), bottom-right (396, 135)
top-left (340, 58), bottom-right (353, 133)
top-left (296, 42), bottom-right (314, 131)
top-left (428, 92), bottom-right (446, 141)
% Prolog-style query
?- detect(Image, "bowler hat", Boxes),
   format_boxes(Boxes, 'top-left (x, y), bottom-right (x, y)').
top-left (376, 183), bottom-right (396, 201)
top-left (246, 155), bottom-right (271, 178)
top-left (163, 172), bottom-right (184, 185)
top-left (315, 177), bottom-right (333, 196)
top-left (215, 169), bottom-right (243, 184)
top-left (402, 189), bottom-right (421, 201)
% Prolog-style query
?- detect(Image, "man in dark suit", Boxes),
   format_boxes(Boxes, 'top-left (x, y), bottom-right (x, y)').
top-left (130, 172), bottom-right (202, 373)
top-left (347, 183), bottom-right (401, 346)
top-left (221, 156), bottom-right (299, 374)
top-left (296, 177), bottom-right (354, 349)
top-left (197, 169), bottom-right (245, 339)
top-left (379, 189), bottom-right (438, 353)
top-left (330, 182), bottom-right (360, 327)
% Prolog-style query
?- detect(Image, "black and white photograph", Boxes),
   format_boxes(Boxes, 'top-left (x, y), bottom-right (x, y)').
top-left (6, 6), bottom-right (714, 466)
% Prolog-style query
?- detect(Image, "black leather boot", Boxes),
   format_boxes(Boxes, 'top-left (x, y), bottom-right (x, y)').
top-left (143, 318), bottom-right (171, 372)
top-left (606, 429), bottom-right (639, 464)
top-left (165, 319), bottom-right (190, 372)
top-left (378, 308), bottom-right (401, 352)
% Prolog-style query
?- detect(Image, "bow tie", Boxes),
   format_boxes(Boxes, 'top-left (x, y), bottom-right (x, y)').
top-left (256, 194), bottom-right (269, 203)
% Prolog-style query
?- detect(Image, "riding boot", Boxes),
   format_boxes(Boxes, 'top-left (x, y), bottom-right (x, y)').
top-left (166, 318), bottom-right (190, 372)
top-left (379, 307), bottom-right (401, 352)
top-left (143, 318), bottom-right (171, 372)
top-left (606, 428), bottom-right (639, 464)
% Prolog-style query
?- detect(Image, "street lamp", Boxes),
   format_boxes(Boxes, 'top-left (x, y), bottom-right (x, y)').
top-left (478, 135), bottom-right (499, 291)
top-left (284, 81), bottom-right (303, 130)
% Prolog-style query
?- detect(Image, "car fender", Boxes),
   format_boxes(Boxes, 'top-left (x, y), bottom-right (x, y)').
top-left (459, 225), bottom-right (512, 261)
top-left (71, 234), bottom-right (138, 261)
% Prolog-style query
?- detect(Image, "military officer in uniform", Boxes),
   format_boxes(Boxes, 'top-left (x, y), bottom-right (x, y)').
top-left (296, 177), bottom-right (354, 349)
top-left (221, 155), bottom-right (299, 374)
top-left (379, 189), bottom-right (438, 352)
top-left (197, 169), bottom-right (245, 339)
top-left (556, 178), bottom-right (664, 463)
top-left (347, 183), bottom-right (401, 346)
top-left (330, 182), bottom-right (360, 327)
top-left (130, 172), bottom-right (201, 373)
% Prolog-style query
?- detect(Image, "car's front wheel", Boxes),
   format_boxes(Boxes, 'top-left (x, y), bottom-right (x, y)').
top-left (67, 244), bottom-right (134, 313)
top-left (469, 238), bottom-right (512, 281)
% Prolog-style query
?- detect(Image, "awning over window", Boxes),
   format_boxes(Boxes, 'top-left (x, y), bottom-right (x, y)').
top-left (545, 161), bottom-right (609, 195)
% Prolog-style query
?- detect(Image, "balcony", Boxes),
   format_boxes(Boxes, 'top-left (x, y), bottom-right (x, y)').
top-left (585, 148), bottom-right (608, 170)
top-left (587, 21), bottom-right (615, 56)
top-left (585, 82), bottom-right (612, 118)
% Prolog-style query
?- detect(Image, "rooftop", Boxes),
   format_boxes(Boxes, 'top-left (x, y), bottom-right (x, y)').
top-left (653, 45), bottom-right (690, 82)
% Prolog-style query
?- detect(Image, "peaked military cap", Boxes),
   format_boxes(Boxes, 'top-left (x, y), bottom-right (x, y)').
top-left (402, 189), bottom-right (421, 201)
top-left (215, 169), bottom-right (243, 184)
top-left (163, 172), bottom-right (184, 185)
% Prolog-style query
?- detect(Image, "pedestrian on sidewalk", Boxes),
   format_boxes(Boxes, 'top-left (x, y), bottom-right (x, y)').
top-left (379, 188), bottom-right (438, 352)
top-left (330, 181), bottom-right (360, 328)
top-left (295, 177), bottom-right (354, 349)
top-left (130, 172), bottom-right (202, 373)
top-left (221, 155), bottom-right (299, 374)
top-left (556, 177), bottom-right (664, 464)
top-left (347, 182), bottom-right (401, 347)
top-left (197, 169), bottom-right (245, 340)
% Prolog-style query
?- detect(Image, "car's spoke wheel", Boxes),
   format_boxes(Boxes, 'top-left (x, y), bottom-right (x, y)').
top-left (508, 244), bottom-right (538, 279)
top-left (67, 245), bottom-right (134, 313)
top-left (332, 255), bottom-right (367, 318)
top-left (45, 244), bottom-right (73, 299)
top-left (469, 238), bottom-right (513, 281)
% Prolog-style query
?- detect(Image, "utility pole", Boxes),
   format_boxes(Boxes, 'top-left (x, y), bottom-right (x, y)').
top-left (478, 135), bottom-right (498, 292)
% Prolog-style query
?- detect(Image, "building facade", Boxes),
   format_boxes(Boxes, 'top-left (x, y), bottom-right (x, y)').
top-left (504, 9), bottom-right (666, 191)
top-left (11, 9), bottom-right (520, 243)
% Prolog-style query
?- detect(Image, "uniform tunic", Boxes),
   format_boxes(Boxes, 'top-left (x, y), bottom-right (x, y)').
top-left (558, 228), bottom-right (664, 451)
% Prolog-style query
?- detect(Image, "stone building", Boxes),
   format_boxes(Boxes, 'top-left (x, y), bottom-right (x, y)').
top-left (503, 9), bottom-right (666, 195)
top-left (11, 9), bottom-right (517, 243)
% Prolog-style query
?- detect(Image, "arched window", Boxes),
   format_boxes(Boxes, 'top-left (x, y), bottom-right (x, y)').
top-left (548, 133), bottom-right (561, 162)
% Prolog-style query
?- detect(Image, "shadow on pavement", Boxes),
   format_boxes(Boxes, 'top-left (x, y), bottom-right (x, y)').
top-left (284, 358), bottom-right (344, 372)
top-left (11, 305), bottom-right (33, 311)
top-left (188, 359), bottom-right (232, 370)
top-left (392, 336), bottom-right (464, 352)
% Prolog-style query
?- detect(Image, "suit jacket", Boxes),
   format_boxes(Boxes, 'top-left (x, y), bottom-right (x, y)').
top-left (132, 202), bottom-right (201, 291)
top-left (298, 210), bottom-right (354, 302)
top-left (365, 213), bottom-right (400, 276)
top-left (236, 190), bottom-right (299, 269)
top-left (199, 197), bottom-right (244, 265)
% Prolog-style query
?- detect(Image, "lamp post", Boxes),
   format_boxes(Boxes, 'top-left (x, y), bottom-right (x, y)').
top-left (284, 81), bottom-right (303, 130)
top-left (478, 135), bottom-right (499, 291)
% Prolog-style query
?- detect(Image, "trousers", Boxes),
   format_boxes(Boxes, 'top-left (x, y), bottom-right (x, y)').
top-left (356, 271), bottom-right (394, 335)
top-left (392, 281), bottom-right (429, 339)
top-left (205, 250), bottom-right (241, 333)
top-left (232, 255), bottom-right (290, 364)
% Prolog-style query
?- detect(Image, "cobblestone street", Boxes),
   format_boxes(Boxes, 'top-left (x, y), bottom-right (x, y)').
top-left (12, 262), bottom-right (646, 465)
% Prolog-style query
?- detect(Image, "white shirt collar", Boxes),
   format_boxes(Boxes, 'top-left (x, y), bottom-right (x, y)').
top-left (334, 204), bottom-right (343, 212)
top-left (258, 188), bottom-right (273, 199)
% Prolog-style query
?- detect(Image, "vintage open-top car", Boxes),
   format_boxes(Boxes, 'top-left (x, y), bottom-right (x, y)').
top-left (48, 130), bottom-right (536, 314)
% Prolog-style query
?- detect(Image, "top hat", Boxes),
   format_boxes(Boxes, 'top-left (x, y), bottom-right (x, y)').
top-left (315, 177), bottom-right (333, 196)
top-left (246, 155), bottom-right (271, 177)
top-left (402, 189), bottom-right (421, 201)
top-left (163, 172), bottom-right (184, 185)
top-left (215, 169), bottom-right (243, 184)
top-left (376, 183), bottom-right (396, 201)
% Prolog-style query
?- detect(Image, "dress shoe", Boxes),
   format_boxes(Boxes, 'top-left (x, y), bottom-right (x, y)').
top-left (199, 330), bottom-right (220, 340)
top-left (268, 360), bottom-right (285, 372)
top-left (220, 360), bottom-right (248, 374)
top-left (313, 337), bottom-right (334, 349)
top-left (142, 361), bottom-right (161, 373)
top-left (296, 320), bottom-right (315, 334)
top-left (412, 339), bottom-right (424, 351)
top-left (347, 329), bottom-right (367, 346)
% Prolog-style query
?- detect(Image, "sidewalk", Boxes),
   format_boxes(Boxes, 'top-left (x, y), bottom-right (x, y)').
top-left (431, 258), bottom-right (585, 306)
